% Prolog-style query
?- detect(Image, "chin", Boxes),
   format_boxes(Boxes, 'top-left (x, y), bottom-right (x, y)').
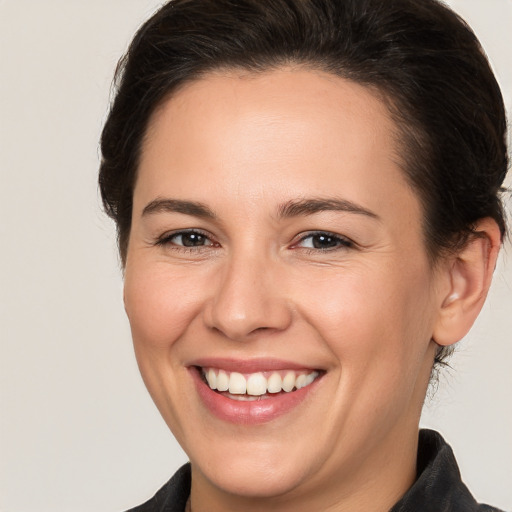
top-left (191, 449), bottom-right (312, 498)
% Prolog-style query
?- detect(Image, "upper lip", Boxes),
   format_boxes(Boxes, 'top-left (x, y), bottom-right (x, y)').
top-left (188, 357), bottom-right (321, 373)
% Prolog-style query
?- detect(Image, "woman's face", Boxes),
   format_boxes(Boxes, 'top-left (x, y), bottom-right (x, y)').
top-left (124, 69), bottom-right (446, 501)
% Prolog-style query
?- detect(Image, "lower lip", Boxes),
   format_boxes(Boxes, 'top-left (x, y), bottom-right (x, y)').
top-left (190, 367), bottom-right (321, 425)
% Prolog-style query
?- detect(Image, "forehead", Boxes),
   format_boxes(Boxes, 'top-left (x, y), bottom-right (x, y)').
top-left (144, 68), bottom-right (399, 159)
top-left (136, 68), bottom-right (417, 222)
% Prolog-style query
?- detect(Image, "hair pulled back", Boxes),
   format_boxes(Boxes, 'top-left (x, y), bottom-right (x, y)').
top-left (99, 0), bottom-right (509, 365)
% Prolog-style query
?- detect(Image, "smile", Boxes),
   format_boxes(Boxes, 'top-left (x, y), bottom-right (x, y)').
top-left (201, 368), bottom-right (320, 399)
top-left (191, 362), bottom-right (324, 424)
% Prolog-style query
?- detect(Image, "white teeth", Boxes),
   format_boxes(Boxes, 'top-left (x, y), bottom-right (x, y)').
top-left (216, 370), bottom-right (229, 391)
top-left (267, 372), bottom-right (282, 393)
top-left (206, 368), bottom-right (217, 390)
top-left (228, 372), bottom-right (246, 394)
top-left (203, 368), bottom-right (320, 396)
top-left (295, 374), bottom-right (307, 389)
top-left (227, 394), bottom-right (264, 401)
top-left (282, 371), bottom-right (296, 392)
top-left (247, 373), bottom-right (267, 396)
top-left (304, 372), bottom-right (316, 386)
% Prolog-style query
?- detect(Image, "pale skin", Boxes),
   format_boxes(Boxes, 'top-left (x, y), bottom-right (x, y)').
top-left (123, 68), bottom-right (501, 511)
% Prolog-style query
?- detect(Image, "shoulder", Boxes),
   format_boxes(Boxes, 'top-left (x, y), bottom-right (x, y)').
top-left (391, 430), bottom-right (505, 512)
top-left (124, 463), bottom-right (191, 512)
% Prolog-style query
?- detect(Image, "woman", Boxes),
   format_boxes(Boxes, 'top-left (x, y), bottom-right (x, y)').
top-left (99, 0), bottom-right (509, 510)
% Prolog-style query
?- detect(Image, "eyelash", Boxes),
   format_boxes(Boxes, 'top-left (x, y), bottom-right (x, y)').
top-left (293, 231), bottom-right (354, 252)
top-left (155, 229), bottom-right (218, 252)
top-left (155, 230), bottom-right (355, 255)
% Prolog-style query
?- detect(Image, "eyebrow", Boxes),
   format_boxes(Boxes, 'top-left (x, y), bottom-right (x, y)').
top-left (277, 198), bottom-right (379, 219)
top-left (141, 196), bottom-right (378, 221)
top-left (142, 198), bottom-right (216, 219)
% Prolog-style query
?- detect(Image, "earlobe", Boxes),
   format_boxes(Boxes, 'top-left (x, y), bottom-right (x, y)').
top-left (433, 218), bottom-right (501, 347)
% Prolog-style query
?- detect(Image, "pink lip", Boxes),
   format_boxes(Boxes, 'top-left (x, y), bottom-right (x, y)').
top-left (188, 357), bottom-right (316, 373)
top-left (189, 363), bottom-right (322, 425)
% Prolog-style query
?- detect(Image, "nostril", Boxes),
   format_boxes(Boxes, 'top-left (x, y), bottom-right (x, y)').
top-left (252, 326), bottom-right (272, 334)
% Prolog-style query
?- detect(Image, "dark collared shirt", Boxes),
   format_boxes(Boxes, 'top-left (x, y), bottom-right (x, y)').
top-left (126, 430), bottom-right (504, 512)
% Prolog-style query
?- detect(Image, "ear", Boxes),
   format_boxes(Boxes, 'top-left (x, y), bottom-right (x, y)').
top-left (432, 218), bottom-right (502, 347)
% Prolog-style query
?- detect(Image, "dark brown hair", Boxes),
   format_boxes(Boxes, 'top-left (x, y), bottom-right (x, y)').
top-left (99, 0), bottom-right (509, 364)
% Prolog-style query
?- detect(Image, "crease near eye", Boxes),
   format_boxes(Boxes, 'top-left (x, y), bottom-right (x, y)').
top-left (293, 231), bottom-right (354, 251)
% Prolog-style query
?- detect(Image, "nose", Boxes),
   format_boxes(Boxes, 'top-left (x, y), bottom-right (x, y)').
top-left (203, 252), bottom-right (292, 341)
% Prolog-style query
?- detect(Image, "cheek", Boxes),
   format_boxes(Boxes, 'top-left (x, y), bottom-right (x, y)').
top-left (123, 265), bottom-right (205, 350)
top-left (295, 262), bottom-right (436, 371)
top-left (299, 265), bottom-right (437, 434)
top-left (123, 264), bottom-right (206, 438)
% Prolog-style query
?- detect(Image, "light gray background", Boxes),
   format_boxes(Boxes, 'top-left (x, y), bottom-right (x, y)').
top-left (0, 1), bottom-right (511, 511)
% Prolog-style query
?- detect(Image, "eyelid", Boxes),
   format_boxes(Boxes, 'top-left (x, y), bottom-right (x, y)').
top-left (153, 228), bottom-right (354, 251)
top-left (155, 228), bottom-right (218, 247)
top-left (292, 230), bottom-right (355, 250)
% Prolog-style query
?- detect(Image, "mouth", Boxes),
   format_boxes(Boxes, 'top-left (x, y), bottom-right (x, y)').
top-left (190, 361), bottom-right (324, 424)
top-left (200, 367), bottom-right (320, 401)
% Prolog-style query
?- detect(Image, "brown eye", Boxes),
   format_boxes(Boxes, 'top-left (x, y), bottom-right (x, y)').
top-left (176, 232), bottom-right (209, 247)
top-left (159, 230), bottom-right (214, 248)
top-left (297, 232), bottom-right (353, 250)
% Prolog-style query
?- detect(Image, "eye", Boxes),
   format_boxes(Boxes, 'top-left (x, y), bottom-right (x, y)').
top-left (295, 232), bottom-right (353, 250)
top-left (157, 230), bottom-right (215, 248)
